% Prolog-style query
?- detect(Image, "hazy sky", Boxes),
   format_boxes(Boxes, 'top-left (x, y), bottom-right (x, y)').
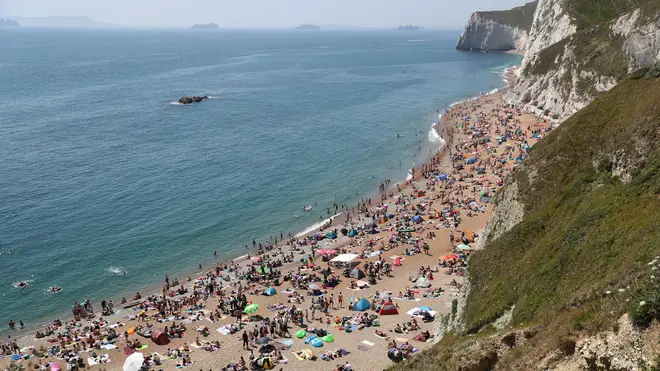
top-left (1, 0), bottom-right (529, 28)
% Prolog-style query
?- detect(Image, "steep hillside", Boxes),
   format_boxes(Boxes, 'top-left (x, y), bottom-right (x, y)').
top-left (508, 0), bottom-right (660, 120)
top-left (456, 2), bottom-right (537, 52)
top-left (391, 71), bottom-right (660, 371)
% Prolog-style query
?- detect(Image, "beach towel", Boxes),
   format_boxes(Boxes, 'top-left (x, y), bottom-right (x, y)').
top-left (86, 354), bottom-right (109, 366)
top-left (216, 326), bottom-right (232, 335)
top-left (357, 340), bottom-right (374, 351)
top-left (136, 344), bottom-right (149, 350)
top-left (395, 337), bottom-right (409, 343)
top-left (100, 344), bottom-right (117, 350)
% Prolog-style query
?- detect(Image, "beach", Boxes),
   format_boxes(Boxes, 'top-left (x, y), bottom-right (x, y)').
top-left (0, 83), bottom-right (552, 371)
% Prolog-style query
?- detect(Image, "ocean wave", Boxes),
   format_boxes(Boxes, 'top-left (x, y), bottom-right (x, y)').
top-left (427, 126), bottom-right (446, 150)
top-left (106, 266), bottom-right (128, 276)
top-left (295, 213), bottom-right (342, 238)
top-left (407, 39), bottom-right (426, 42)
top-left (406, 168), bottom-right (414, 181)
top-left (169, 101), bottom-right (186, 106)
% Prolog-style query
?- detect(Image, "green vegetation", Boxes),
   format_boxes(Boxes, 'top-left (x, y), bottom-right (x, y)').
top-left (477, 1), bottom-right (538, 31)
top-left (390, 72), bottom-right (660, 370)
top-left (567, 0), bottom-right (645, 29)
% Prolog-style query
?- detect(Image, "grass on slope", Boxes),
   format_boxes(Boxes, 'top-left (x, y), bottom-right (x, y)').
top-left (477, 1), bottom-right (538, 31)
top-left (466, 73), bottom-right (660, 333)
top-left (390, 72), bottom-right (660, 370)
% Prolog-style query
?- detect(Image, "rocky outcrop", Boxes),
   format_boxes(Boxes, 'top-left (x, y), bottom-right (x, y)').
top-left (456, 1), bottom-right (537, 52)
top-left (178, 96), bottom-right (208, 104)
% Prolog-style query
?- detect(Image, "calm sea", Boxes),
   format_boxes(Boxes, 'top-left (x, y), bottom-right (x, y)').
top-left (0, 28), bottom-right (520, 329)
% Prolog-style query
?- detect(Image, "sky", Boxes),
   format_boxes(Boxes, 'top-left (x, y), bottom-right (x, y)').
top-left (0, 0), bottom-right (530, 29)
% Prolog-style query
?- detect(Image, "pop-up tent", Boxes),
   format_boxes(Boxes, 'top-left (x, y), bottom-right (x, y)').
top-left (378, 301), bottom-right (399, 315)
top-left (353, 297), bottom-right (371, 311)
top-left (414, 277), bottom-right (431, 288)
top-left (264, 287), bottom-right (277, 296)
top-left (151, 329), bottom-right (170, 345)
top-left (325, 231), bottom-right (337, 239)
top-left (348, 268), bottom-right (366, 279)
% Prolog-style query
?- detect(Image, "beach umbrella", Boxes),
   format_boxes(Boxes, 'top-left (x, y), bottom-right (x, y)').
top-left (308, 283), bottom-right (321, 290)
top-left (243, 303), bottom-right (259, 314)
top-left (456, 244), bottom-right (471, 251)
top-left (123, 352), bottom-right (145, 371)
top-left (264, 287), bottom-right (277, 296)
top-left (439, 254), bottom-right (459, 261)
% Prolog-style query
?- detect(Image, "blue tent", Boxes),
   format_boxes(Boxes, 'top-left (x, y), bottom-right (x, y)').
top-left (438, 174), bottom-right (448, 181)
top-left (353, 297), bottom-right (371, 311)
top-left (325, 231), bottom-right (337, 239)
top-left (412, 215), bottom-right (422, 223)
top-left (418, 306), bottom-right (433, 311)
top-left (348, 229), bottom-right (358, 237)
top-left (264, 287), bottom-right (277, 296)
top-left (311, 338), bottom-right (324, 347)
top-left (466, 158), bottom-right (477, 164)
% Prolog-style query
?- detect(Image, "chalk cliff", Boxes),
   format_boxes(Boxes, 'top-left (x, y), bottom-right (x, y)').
top-left (506, 0), bottom-right (660, 121)
top-left (456, 1), bottom-right (537, 51)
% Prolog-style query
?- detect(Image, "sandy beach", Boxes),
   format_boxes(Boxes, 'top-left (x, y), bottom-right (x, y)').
top-left (1, 86), bottom-right (551, 371)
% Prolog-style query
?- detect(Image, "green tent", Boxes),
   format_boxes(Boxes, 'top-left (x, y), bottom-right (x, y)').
top-left (321, 333), bottom-right (334, 342)
top-left (295, 329), bottom-right (306, 338)
top-left (243, 303), bottom-right (259, 314)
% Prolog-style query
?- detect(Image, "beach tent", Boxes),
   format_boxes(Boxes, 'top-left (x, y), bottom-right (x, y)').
top-left (123, 352), bottom-right (144, 371)
top-left (414, 277), bottom-right (431, 288)
top-left (466, 158), bottom-right (477, 164)
top-left (322, 333), bottom-right (335, 342)
top-left (438, 174), bottom-right (448, 181)
top-left (311, 338), bottom-right (324, 347)
top-left (151, 329), bottom-right (170, 346)
top-left (378, 301), bottom-right (399, 315)
top-left (348, 268), bottom-right (366, 279)
top-left (325, 231), bottom-right (337, 239)
top-left (412, 215), bottom-right (422, 223)
top-left (353, 297), bottom-right (371, 311)
top-left (244, 303), bottom-right (259, 314)
top-left (253, 357), bottom-right (274, 370)
top-left (264, 287), bottom-right (277, 296)
top-left (348, 229), bottom-right (358, 237)
top-left (330, 253), bottom-right (359, 264)
top-left (296, 329), bottom-right (306, 338)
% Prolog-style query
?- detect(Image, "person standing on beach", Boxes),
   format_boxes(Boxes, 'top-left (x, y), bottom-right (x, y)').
top-left (242, 330), bottom-right (249, 350)
top-left (338, 293), bottom-right (344, 308)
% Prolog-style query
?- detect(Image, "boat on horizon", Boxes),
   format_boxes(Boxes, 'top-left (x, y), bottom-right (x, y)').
top-left (191, 23), bottom-right (219, 29)
top-left (396, 24), bottom-right (421, 31)
top-left (296, 23), bottom-right (320, 30)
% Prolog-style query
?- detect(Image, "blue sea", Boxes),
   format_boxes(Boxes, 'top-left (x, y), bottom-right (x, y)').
top-left (0, 28), bottom-right (520, 330)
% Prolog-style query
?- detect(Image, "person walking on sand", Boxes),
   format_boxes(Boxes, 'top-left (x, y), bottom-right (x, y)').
top-left (242, 330), bottom-right (249, 350)
top-left (338, 293), bottom-right (344, 308)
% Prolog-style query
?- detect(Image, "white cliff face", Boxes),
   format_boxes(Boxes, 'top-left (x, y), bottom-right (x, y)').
top-left (456, 13), bottom-right (529, 51)
top-left (521, 0), bottom-right (576, 69)
top-left (507, 9), bottom-right (660, 121)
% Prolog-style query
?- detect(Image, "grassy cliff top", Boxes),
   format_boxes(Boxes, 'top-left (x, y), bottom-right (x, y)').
top-left (390, 71), bottom-right (660, 370)
top-left (476, 1), bottom-right (538, 31)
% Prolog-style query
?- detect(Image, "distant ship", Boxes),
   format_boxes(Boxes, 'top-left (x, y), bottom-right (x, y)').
top-left (296, 23), bottom-right (320, 30)
top-left (191, 23), bottom-right (219, 29)
top-left (396, 25), bottom-right (421, 31)
top-left (0, 18), bottom-right (20, 27)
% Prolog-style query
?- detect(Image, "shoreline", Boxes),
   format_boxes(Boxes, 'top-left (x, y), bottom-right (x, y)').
top-left (3, 66), bottom-right (523, 358)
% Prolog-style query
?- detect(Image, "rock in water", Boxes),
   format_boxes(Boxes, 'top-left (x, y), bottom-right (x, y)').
top-left (178, 95), bottom-right (209, 104)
